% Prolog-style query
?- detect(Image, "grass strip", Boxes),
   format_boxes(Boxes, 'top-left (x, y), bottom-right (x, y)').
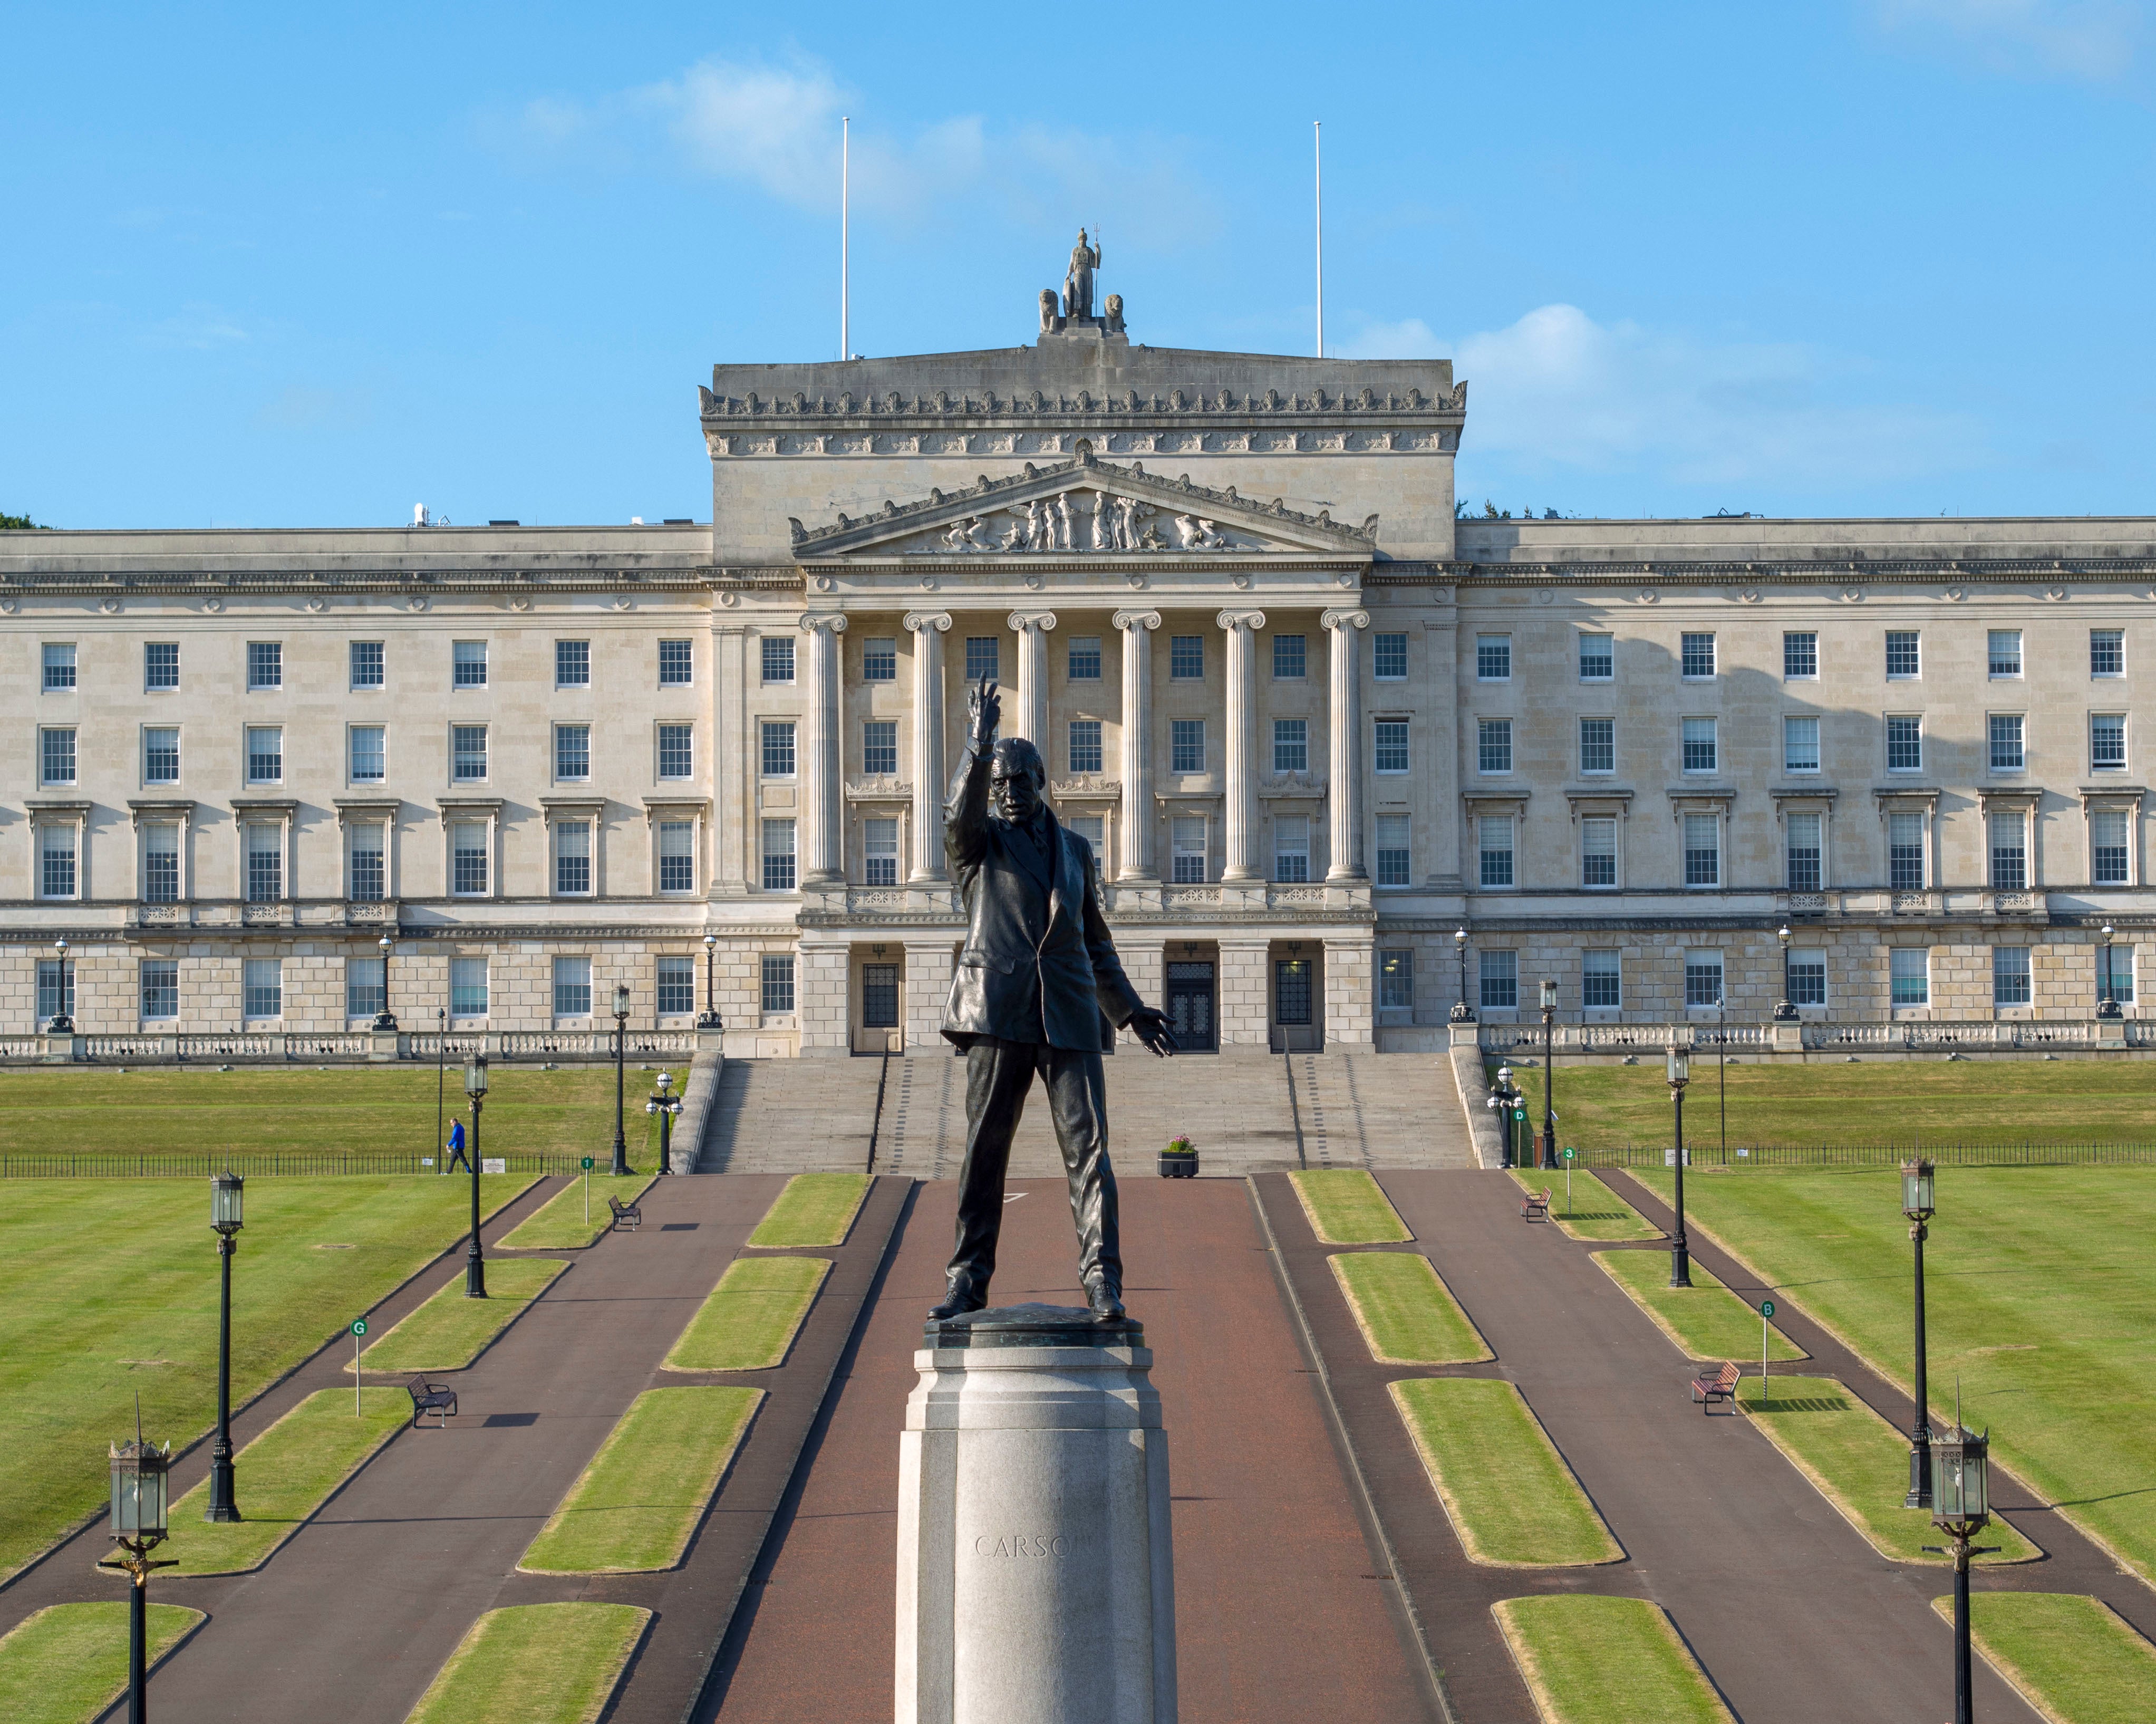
top-left (746, 1172), bottom-right (872, 1248)
top-left (1735, 1376), bottom-right (2037, 1566)
top-left (0, 1602), bottom-right (202, 1724)
top-left (1288, 1168), bottom-right (1413, 1244)
top-left (664, 1256), bottom-right (830, 1371)
top-left (1493, 1595), bottom-right (1732, 1724)
top-left (160, 1387), bottom-right (407, 1575)
top-left (1328, 1252), bottom-right (1490, 1364)
top-left (1509, 1168), bottom-right (1660, 1241)
top-left (1593, 1249), bottom-right (1805, 1364)
top-left (1390, 1379), bottom-right (1620, 1566)
top-left (498, 1174), bottom-right (658, 1250)
top-left (348, 1257), bottom-right (567, 1374)
top-left (1927, 1592), bottom-right (2156, 1724)
top-left (404, 1602), bottom-right (649, 1724)
top-left (520, 1386), bottom-right (762, 1573)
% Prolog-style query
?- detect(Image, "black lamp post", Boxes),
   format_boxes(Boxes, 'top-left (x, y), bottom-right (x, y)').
top-left (1902, 1158), bottom-right (1937, 1507)
top-left (1450, 928), bottom-right (1476, 1023)
top-left (1772, 922), bottom-right (1797, 1022)
top-left (1924, 1421), bottom-right (1999, 1724)
top-left (463, 1053), bottom-right (488, 1297)
top-left (98, 1416), bottom-right (175, 1724)
top-left (646, 1070), bottom-right (683, 1175)
top-left (1667, 1044), bottom-right (1693, 1287)
top-left (698, 932), bottom-right (724, 1029)
top-left (611, 981), bottom-right (632, 1177)
top-left (205, 1171), bottom-right (244, 1523)
top-left (2099, 923), bottom-right (2121, 1019)
top-left (1539, 977), bottom-right (1559, 1170)
top-left (49, 935), bottom-right (75, 1033)
top-left (373, 933), bottom-right (398, 1032)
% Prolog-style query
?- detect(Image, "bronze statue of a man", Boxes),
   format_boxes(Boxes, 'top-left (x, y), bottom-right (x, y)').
top-left (931, 677), bottom-right (1176, 1322)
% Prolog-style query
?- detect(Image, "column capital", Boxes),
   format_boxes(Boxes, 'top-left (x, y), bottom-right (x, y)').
top-left (1111, 608), bottom-right (1162, 632)
top-left (902, 610), bottom-right (953, 634)
top-left (1320, 608), bottom-right (1370, 632)
top-left (1215, 609), bottom-right (1267, 632)
top-left (1007, 610), bottom-right (1058, 633)
top-left (800, 613), bottom-right (848, 636)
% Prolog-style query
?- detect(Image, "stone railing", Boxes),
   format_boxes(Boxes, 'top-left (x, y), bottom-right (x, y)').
top-left (5, 1027), bottom-right (713, 1066)
top-left (1478, 1022), bottom-right (1770, 1056)
top-left (1476, 1018), bottom-right (2131, 1057)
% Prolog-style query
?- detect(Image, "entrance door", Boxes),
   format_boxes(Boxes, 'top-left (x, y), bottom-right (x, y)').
top-left (1165, 961), bottom-right (1216, 1052)
top-left (1272, 957), bottom-right (1320, 1052)
top-left (855, 962), bottom-right (901, 1053)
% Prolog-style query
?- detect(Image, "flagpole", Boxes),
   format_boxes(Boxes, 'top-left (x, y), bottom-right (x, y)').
top-left (1313, 120), bottom-right (1323, 360)
top-left (840, 117), bottom-right (850, 362)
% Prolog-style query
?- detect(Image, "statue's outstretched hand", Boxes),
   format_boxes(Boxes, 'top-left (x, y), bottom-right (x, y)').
top-left (1128, 1007), bottom-right (1177, 1058)
top-left (968, 676), bottom-right (1000, 748)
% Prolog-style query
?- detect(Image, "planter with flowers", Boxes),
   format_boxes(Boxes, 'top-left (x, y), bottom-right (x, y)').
top-left (1158, 1134), bottom-right (1198, 1179)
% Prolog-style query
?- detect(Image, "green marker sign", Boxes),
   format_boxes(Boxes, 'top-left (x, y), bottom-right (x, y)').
top-left (1512, 1107), bottom-right (1527, 1122)
top-left (1759, 1299), bottom-right (1775, 1319)
top-left (351, 1318), bottom-right (368, 1337)
top-left (1561, 1147), bottom-right (1575, 1162)
top-left (581, 1157), bottom-right (595, 1171)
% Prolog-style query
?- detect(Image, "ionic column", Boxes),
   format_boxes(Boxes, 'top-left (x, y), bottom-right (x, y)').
top-left (1216, 609), bottom-right (1266, 883)
top-left (903, 610), bottom-right (952, 882)
top-left (1322, 609), bottom-right (1370, 882)
top-left (1007, 611), bottom-right (1057, 750)
top-left (800, 613), bottom-right (848, 884)
top-left (1113, 609), bottom-right (1162, 880)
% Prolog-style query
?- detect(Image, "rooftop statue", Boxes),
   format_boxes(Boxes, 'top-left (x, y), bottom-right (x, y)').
top-left (1064, 228), bottom-right (1101, 322)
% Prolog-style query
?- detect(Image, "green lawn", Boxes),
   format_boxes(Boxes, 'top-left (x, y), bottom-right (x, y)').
top-left (1510, 1168), bottom-right (1659, 1240)
top-left (0, 1175), bottom-right (534, 1582)
top-left (350, 1257), bottom-right (567, 1374)
top-left (663, 1257), bottom-right (830, 1372)
top-left (405, 1603), bottom-right (649, 1724)
top-left (498, 1174), bottom-right (658, 1250)
top-left (163, 1387), bottom-right (407, 1574)
top-left (1635, 1164), bottom-right (2156, 1585)
top-left (1503, 1058), bottom-right (2156, 1150)
top-left (1328, 1252), bottom-right (1490, 1365)
top-left (1288, 1169), bottom-right (1413, 1244)
top-left (0, 1064), bottom-right (674, 1161)
top-left (0, 1602), bottom-right (203, 1724)
top-left (1932, 1593), bottom-right (2156, 1724)
top-left (519, 1386), bottom-right (761, 1573)
top-left (1593, 1249), bottom-right (1806, 1365)
top-left (1492, 1596), bottom-right (1732, 1723)
top-left (1734, 1376), bottom-right (2037, 1565)
top-left (1390, 1379), bottom-right (1620, 1566)
top-left (746, 1173), bottom-right (871, 1248)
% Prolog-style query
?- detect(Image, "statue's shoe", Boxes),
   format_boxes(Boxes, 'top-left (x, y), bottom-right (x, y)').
top-left (1086, 1283), bottom-right (1125, 1323)
top-left (927, 1285), bottom-right (987, 1321)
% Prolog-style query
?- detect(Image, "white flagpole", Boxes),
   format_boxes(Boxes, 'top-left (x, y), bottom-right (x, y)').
top-left (1313, 120), bottom-right (1323, 359)
top-left (840, 117), bottom-right (850, 362)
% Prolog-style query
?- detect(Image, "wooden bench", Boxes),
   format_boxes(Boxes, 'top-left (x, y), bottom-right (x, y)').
top-left (607, 1193), bottom-right (643, 1232)
top-left (1690, 1361), bottom-right (1741, 1414)
top-left (407, 1376), bottom-right (459, 1429)
top-left (1520, 1187), bottom-right (1552, 1222)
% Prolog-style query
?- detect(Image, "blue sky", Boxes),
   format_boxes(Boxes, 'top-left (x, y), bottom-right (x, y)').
top-left (5, 1), bottom-right (2153, 529)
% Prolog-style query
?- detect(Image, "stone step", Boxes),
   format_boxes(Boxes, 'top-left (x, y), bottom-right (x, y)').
top-left (1289, 1051), bottom-right (1478, 1170)
top-left (695, 1054), bottom-right (890, 1173)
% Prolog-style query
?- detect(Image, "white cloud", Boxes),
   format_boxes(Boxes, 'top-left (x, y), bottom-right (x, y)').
top-left (1871, 0), bottom-right (2145, 83)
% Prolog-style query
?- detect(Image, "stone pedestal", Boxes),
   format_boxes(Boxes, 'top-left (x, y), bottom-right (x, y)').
top-left (897, 1304), bottom-right (1176, 1724)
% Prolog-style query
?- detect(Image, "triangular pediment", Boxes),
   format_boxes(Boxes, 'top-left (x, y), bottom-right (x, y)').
top-left (787, 452), bottom-right (1379, 560)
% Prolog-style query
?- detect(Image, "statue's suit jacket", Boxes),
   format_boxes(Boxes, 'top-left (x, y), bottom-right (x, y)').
top-left (940, 736), bottom-right (1145, 1052)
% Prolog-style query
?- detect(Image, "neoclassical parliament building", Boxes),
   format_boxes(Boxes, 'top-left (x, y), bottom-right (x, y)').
top-left (6, 275), bottom-right (2153, 1058)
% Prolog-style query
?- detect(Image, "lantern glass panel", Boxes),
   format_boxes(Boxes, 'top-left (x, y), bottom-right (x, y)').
top-left (1901, 1160), bottom-right (1935, 1220)
top-left (1666, 1046), bottom-right (1689, 1085)
top-left (109, 1445), bottom-right (169, 1539)
top-left (1931, 1430), bottom-right (1990, 1524)
top-left (463, 1053), bottom-right (489, 1097)
top-left (211, 1171), bottom-right (245, 1232)
top-left (614, 983), bottom-right (631, 1017)
top-left (1540, 979), bottom-right (1558, 1010)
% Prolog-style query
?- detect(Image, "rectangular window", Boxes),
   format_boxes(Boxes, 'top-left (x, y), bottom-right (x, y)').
top-left (1579, 633), bottom-right (1613, 681)
top-left (1479, 949), bottom-right (1518, 1010)
top-left (1169, 635), bottom-right (1204, 679)
top-left (1374, 814), bottom-right (1411, 887)
top-left (1886, 715), bottom-right (1922, 773)
top-left (1271, 633), bottom-right (1306, 679)
top-left (451, 957), bottom-right (489, 1017)
top-left (452, 640), bottom-right (487, 688)
top-left (554, 724), bottom-right (589, 781)
top-left (1272, 718), bottom-right (1307, 774)
top-left (1476, 635), bottom-right (1512, 680)
top-left (247, 641), bottom-right (282, 690)
top-left (1477, 718), bottom-right (1512, 774)
top-left (246, 824), bottom-right (282, 902)
top-left (1378, 950), bottom-right (1414, 1013)
top-left (1994, 945), bottom-right (2032, 1006)
top-left (146, 642), bottom-right (179, 691)
top-left (1886, 631), bottom-right (1921, 679)
top-left (655, 956), bottom-right (695, 1016)
top-left (452, 821), bottom-right (489, 895)
top-left (1786, 811), bottom-right (1823, 892)
top-left (1889, 812), bottom-right (1926, 890)
top-left (657, 724), bottom-right (694, 779)
top-left (863, 817), bottom-right (900, 886)
top-left (1685, 950), bottom-right (1724, 1008)
top-left (144, 727), bottom-right (180, 784)
top-left (1375, 719), bottom-right (1409, 774)
top-left (2093, 808), bottom-right (2131, 885)
top-left (1989, 714), bottom-right (2025, 772)
top-left (2092, 713), bottom-right (2127, 771)
top-left (761, 818), bottom-right (797, 891)
top-left (244, 958), bottom-right (282, 1019)
top-left (1891, 948), bottom-right (1930, 1007)
top-left (41, 727), bottom-right (75, 785)
top-left (964, 637), bottom-right (998, 682)
top-left (345, 724), bottom-right (386, 782)
top-left (451, 725), bottom-right (487, 781)
top-left (347, 823), bottom-right (384, 901)
top-left (1681, 632), bottom-right (1716, 679)
top-left (659, 820), bottom-right (695, 892)
top-left (143, 823), bottom-right (180, 903)
top-left (1989, 812), bottom-right (2027, 889)
top-left (1068, 814), bottom-right (1105, 875)
top-left (853, 636), bottom-right (896, 684)
top-left (763, 636), bottom-right (796, 682)
top-left (1583, 949), bottom-right (1622, 1009)
top-left (1479, 815), bottom-right (1514, 888)
top-left (1171, 816), bottom-right (1207, 883)
top-left (1582, 815), bottom-right (1617, 888)
top-left (1171, 719), bottom-right (1206, 775)
top-left (556, 639), bottom-right (589, 687)
top-left (1682, 717), bottom-right (1718, 774)
top-left (1580, 717), bottom-right (1614, 775)
top-left (1684, 813), bottom-right (1720, 887)
top-left (1783, 631), bottom-right (1818, 679)
top-left (2092, 629), bottom-right (2125, 677)
top-left (1989, 630), bottom-right (2023, 678)
top-left (1068, 719), bottom-right (1104, 775)
top-left (246, 726), bottom-right (283, 783)
top-left (346, 956), bottom-right (385, 1020)
top-left (761, 720), bottom-right (796, 778)
top-left (555, 821), bottom-right (591, 895)
top-left (761, 953), bottom-right (796, 1015)
top-left (1373, 632), bottom-right (1407, 680)
top-left (1788, 949), bottom-right (1828, 1007)
top-left (350, 640), bottom-right (383, 689)
top-left (1274, 814), bottom-right (1311, 883)
top-left (554, 955), bottom-right (593, 1017)
top-left (36, 959), bottom-right (74, 1023)
top-left (141, 959), bottom-right (179, 1022)
top-left (1785, 715), bottom-right (1822, 773)
top-left (658, 639), bottom-right (693, 686)
top-left (1068, 636), bottom-right (1103, 680)
top-left (40, 826), bottom-right (76, 899)
top-left (43, 642), bottom-right (76, 690)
